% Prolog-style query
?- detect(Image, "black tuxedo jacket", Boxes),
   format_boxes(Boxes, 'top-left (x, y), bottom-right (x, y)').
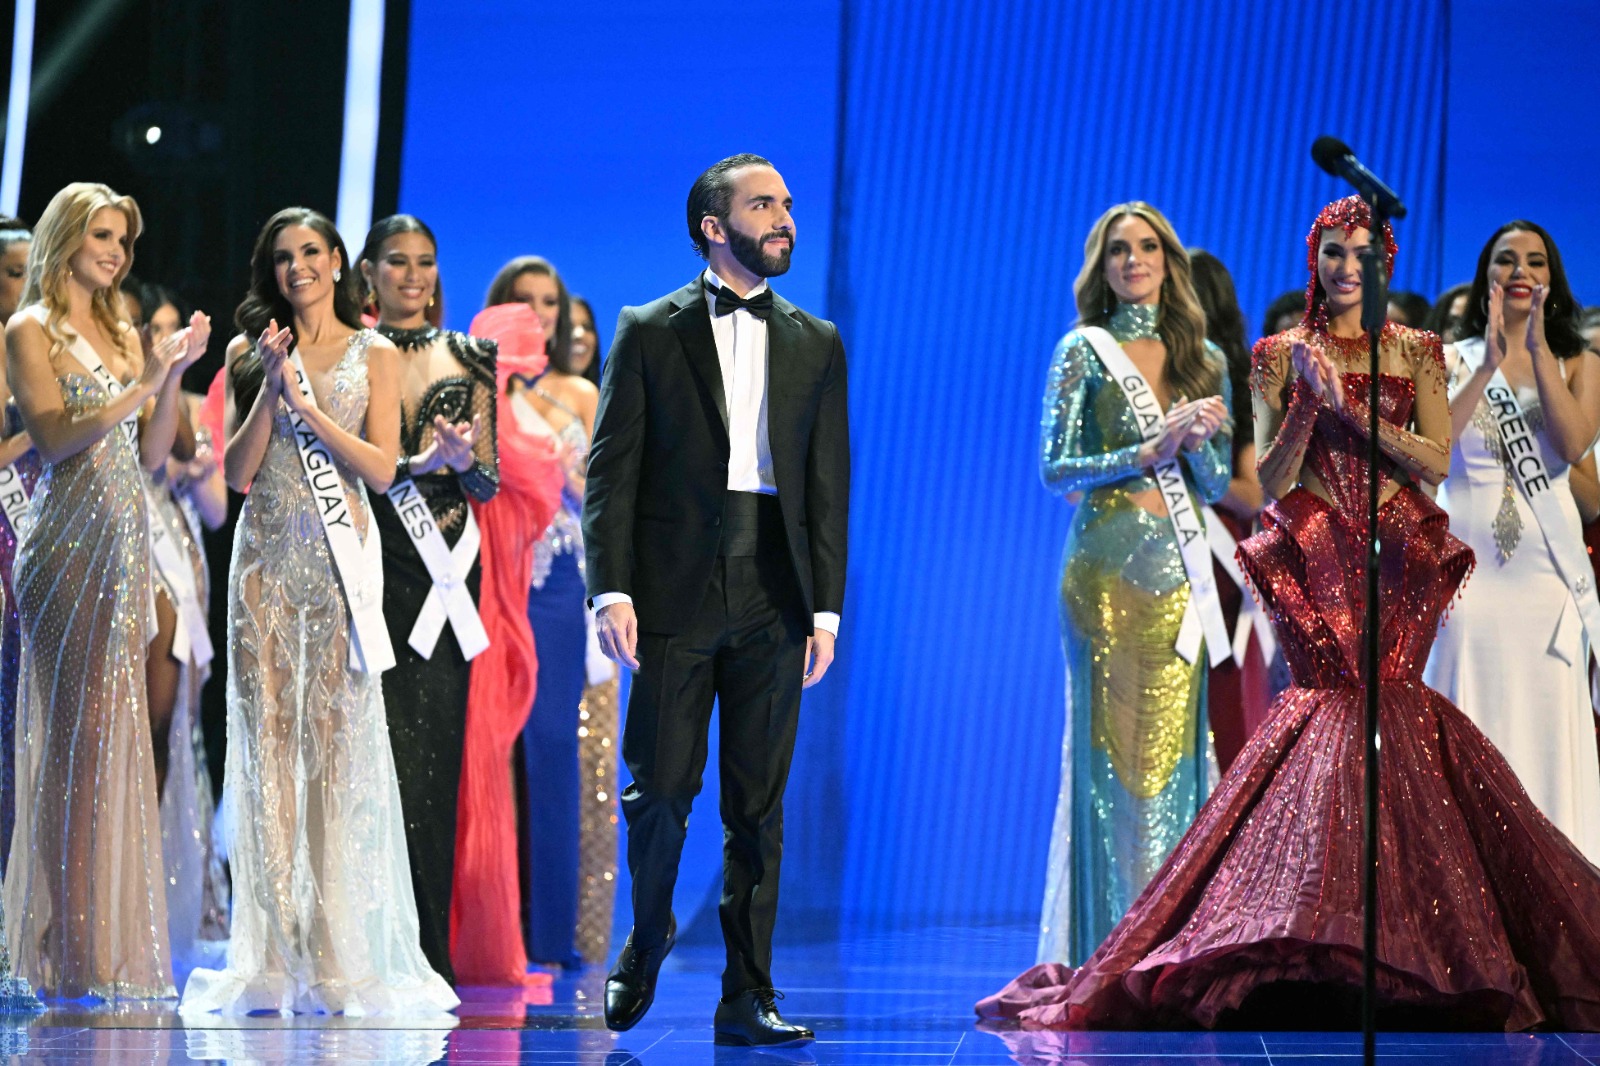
top-left (582, 275), bottom-right (850, 636)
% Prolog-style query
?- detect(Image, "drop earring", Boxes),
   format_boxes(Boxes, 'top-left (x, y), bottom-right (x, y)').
top-left (428, 294), bottom-right (436, 308)
top-left (333, 268), bottom-right (342, 282)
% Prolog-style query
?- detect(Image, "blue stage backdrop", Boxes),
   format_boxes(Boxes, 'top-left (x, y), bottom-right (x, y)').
top-left (400, 0), bottom-right (1597, 944)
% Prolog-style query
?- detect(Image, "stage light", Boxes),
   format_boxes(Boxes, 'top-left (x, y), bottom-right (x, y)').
top-left (144, 126), bottom-right (162, 145)
top-left (111, 103), bottom-right (221, 177)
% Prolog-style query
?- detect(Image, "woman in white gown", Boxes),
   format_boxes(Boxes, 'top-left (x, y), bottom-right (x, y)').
top-left (1425, 220), bottom-right (1600, 861)
top-left (180, 208), bottom-right (456, 1015)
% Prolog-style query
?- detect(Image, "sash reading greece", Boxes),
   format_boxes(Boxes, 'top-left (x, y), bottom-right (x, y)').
top-left (62, 320), bottom-right (211, 664)
top-left (1080, 326), bottom-right (1233, 667)
top-left (1459, 336), bottom-right (1600, 651)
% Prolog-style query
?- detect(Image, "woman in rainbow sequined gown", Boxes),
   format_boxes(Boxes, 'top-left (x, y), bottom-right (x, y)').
top-left (3, 183), bottom-right (204, 1000)
top-left (1035, 202), bottom-right (1233, 966)
top-left (979, 196), bottom-right (1600, 1031)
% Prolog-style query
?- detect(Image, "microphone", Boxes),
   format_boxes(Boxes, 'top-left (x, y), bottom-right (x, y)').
top-left (1311, 137), bottom-right (1407, 220)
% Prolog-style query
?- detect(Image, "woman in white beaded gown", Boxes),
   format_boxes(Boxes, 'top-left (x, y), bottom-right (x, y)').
top-left (179, 207), bottom-right (456, 1015)
top-left (1425, 220), bottom-right (1600, 861)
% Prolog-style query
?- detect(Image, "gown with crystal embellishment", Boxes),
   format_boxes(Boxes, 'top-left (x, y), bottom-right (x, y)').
top-left (981, 324), bottom-right (1600, 1032)
top-left (1036, 302), bottom-right (1233, 967)
top-left (371, 326), bottom-right (498, 986)
top-left (1424, 337), bottom-right (1600, 862)
top-left (3, 308), bottom-right (172, 1000)
top-left (180, 331), bottom-right (457, 1015)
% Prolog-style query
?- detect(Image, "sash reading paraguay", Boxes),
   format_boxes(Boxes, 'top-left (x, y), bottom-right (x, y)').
top-left (1080, 326), bottom-right (1232, 667)
top-left (288, 350), bottom-right (395, 674)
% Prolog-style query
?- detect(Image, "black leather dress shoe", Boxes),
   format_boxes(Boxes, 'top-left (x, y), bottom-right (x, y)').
top-left (713, 987), bottom-right (815, 1047)
top-left (604, 915), bottom-right (676, 1032)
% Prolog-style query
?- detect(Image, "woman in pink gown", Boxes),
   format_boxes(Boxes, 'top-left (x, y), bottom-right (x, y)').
top-left (979, 196), bottom-right (1600, 1032)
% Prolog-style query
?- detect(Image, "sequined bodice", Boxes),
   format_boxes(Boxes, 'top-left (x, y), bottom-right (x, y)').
top-left (247, 333), bottom-right (375, 554)
top-left (1303, 373), bottom-right (1415, 520)
top-left (531, 389), bottom-right (591, 588)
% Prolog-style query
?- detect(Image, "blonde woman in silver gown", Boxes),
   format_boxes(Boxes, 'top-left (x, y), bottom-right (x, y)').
top-left (2, 182), bottom-right (206, 999)
top-left (180, 208), bottom-right (456, 1016)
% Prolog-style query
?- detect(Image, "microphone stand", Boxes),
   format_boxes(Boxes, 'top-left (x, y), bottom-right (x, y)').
top-left (1357, 192), bottom-right (1389, 1066)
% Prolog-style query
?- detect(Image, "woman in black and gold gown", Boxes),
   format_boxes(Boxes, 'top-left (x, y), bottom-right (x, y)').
top-left (358, 215), bottom-right (497, 985)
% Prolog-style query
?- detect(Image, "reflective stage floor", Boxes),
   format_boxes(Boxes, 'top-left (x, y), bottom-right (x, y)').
top-left (4, 925), bottom-right (1598, 1063)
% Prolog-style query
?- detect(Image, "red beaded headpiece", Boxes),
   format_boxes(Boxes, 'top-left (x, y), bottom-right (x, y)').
top-left (1304, 195), bottom-right (1397, 333)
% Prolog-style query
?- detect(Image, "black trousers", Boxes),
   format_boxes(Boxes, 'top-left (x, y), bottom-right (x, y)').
top-left (620, 515), bottom-right (807, 997)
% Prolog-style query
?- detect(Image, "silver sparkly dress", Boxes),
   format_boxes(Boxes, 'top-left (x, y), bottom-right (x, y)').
top-left (180, 331), bottom-right (456, 1015)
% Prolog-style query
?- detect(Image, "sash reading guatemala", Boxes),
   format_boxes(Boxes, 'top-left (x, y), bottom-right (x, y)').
top-left (287, 349), bottom-right (395, 674)
top-left (1079, 326), bottom-right (1232, 667)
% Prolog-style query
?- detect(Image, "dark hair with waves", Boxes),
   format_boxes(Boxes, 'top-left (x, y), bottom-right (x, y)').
top-left (234, 207), bottom-right (364, 337)
top-left (358, 213), bottom-right (443, 328)
top-left (232, 207), bottom-right (363, 411)
top-left (1457, 220), bottom-right (1586, 360)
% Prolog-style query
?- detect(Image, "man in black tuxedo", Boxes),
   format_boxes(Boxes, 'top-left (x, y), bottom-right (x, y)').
top-left (583, 153), bottom-right (849, 1047)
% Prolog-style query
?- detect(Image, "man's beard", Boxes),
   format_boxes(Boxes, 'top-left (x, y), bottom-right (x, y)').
top-left (725, 220), bottom-right (794, 278)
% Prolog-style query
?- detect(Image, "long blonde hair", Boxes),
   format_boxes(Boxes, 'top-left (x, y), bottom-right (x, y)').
top-left (21, 182), bottom-right (143, 366)
top-left (1073, 201), bottom-right (1219, 403)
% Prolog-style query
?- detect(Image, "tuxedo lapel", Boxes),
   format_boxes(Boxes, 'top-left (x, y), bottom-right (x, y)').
top-left (765, 300), bottom-right (806, 494)
top-left (668, 279), bottom-right (729, 439)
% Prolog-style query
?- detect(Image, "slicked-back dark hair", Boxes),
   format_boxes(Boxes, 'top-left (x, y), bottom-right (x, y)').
top-left (1458, 220), bottom-right (1586, 359)
top-left (359, 213), bottom-right (444, 327)
top-left (686, 153), bottom-right (773, 259)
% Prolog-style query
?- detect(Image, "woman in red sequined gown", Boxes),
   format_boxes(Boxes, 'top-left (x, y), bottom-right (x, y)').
top-left (978, 196), bottom-right (1600, 1032)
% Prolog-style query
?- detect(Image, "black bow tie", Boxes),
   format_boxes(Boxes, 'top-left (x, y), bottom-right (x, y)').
top-left (707, 282), bottom-right (774, 321)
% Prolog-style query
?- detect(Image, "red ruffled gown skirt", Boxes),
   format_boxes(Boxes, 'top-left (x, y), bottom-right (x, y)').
top-left (981, 481), bottom-right (1600, 1031)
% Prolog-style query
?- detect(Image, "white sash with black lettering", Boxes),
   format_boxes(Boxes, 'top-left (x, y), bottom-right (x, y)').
top-left (1203, 504), bottom-right (1277, 665)
top-left (385, 476), bottom-right (488, 659)
top-left (1080, 326), bottom-right (1232, 667)
top-left (62, 328), bottom-right (167, 634)
top-left (1463, 337), bottom-right (1600, 651)
top-left (0, 464), bottom-right (32, 543)
top-left (287, 350), bottom-right (395, 674)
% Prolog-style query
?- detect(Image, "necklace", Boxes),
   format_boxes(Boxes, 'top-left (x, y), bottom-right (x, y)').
top-left (376, 322), bottom-right (441, 351)
top-left (1108, 302), bottom-right (1161, 342)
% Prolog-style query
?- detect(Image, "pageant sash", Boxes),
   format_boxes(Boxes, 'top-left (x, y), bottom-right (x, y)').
top-left (144, 481), bottom-right (214, 667)
top-left (1204, 504), bottom-right (1277, 665)
top-left (287, 351), bottom-right (395, 674)
top-left (0, 464), bottom-right (32, 541)
top-left (63, 327), bottom-right (160, 632)
top-left (385, 476), bottom-right (488, 660)
top-left (1464, 338), bottom-right (1600, 652)
top-left (1080, 326), bottom-right (1232, 667)
top-left (63, 331), bottom-right (139, 448)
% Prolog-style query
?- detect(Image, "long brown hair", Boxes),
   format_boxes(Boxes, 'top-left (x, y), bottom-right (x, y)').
top-left (484, 256), bottom-right (573, 373)
top-left (21, 182), bottom-right (143, 366)
top-left (234, 207), bottom-right (364, 337)
top-left (1074, 202), bottom-right (1219, 402)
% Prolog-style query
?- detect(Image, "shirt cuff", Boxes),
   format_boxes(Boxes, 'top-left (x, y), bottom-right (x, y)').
top-left (813, 612), bottom-right (841, 637)
top-left (592, 592), bottom-right (633, 611)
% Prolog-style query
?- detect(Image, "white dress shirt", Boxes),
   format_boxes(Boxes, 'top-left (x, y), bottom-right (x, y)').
top-left (593, 269), bottom-right (839, 637)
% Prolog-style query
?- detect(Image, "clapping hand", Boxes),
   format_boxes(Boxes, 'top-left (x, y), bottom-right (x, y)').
top-left (1139, 398), bottom-right (1201, 468)
top-left (1485, 281), bottom-right (1508, 370)
top-left (177, 312), bottom-right (212, 373)
top-left (1291, 339), bottom-right (1345, 411)
top-left (432, 413), bottom-right (480, 473)
top-left (139, 326), bottom-right (192, 391)
top-left (1178, 395), bottom-right (1228, 451)
top-left (256, 320), bottom-right (295, 400)
top-left (1527, 283), bottom-right (1550, 359)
